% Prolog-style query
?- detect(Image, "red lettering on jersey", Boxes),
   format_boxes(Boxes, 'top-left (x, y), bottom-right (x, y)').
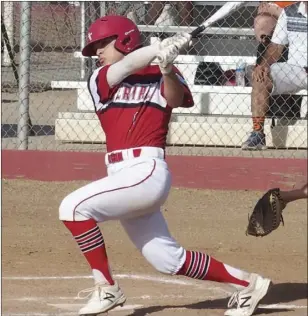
top-left (123, 87), bottom-right (131, 101)
top-left (145, 85), bottom-right (156, 102)
top-left (131, 86), bottom-right (137, 100)
top-left (138, 86), bottom-right (148, 100)
top-left (114, 89), bottom-right (121, 101)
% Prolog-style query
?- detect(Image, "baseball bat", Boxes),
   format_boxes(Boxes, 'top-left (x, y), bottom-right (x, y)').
top-left (190, 1), bottom-right (245, 38)
top-left (157, 1), bottom-right (245, 65)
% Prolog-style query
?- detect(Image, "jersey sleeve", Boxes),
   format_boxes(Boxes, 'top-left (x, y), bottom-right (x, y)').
top-left (95, 65), bottom-right (121, 102)
top-left (271, 10), bottom-right (289, 45)
top-left (160, 66), bottom-right (194, 108)
top-left (88, 65), bottom-right (119, 111)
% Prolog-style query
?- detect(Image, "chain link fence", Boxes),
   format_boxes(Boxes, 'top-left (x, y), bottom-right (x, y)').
top-left (1, 1), bottom-right (307, 158)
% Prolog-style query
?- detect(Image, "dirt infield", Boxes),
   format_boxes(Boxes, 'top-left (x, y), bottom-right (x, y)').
top-left (2, 179), bottom-right (307, 316)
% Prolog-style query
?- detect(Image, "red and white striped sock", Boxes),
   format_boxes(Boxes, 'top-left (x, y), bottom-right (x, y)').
top-left (63, 219), bottom-right (114, 285)
top-left (177, 250), bottom-right (250, 289)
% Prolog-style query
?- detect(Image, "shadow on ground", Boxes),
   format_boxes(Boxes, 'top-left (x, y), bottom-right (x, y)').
top-left (127, 282), bottom-right (307, 316)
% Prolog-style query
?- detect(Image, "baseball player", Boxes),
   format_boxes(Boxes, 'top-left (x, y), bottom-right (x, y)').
top-left (59, 16), bottom-right (271, 316)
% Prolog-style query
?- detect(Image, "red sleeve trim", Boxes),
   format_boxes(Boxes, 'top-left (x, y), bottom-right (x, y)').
top-left (96, 65), bottom-right (118, 103)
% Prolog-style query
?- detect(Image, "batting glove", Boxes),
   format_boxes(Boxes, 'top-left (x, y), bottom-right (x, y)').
top-left (160, 32), bottom-right (192, 51)
top-left (157, 44), bottom-right (179, 74)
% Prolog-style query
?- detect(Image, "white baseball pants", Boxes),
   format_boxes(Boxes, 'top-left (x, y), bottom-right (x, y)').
top-left (59, 147), bottom-right (186, 274)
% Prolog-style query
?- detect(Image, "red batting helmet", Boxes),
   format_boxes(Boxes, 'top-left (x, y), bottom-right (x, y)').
top-left (82, 15), bottom-right (142, 57)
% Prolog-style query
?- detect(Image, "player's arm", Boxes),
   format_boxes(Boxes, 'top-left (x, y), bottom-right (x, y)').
top-left (106, 44), bottom-right (161, 88)
top-left (95, 35), bottom-right (191, 103)
top-left (160, 66), bottom-right (194, 108)
top-left (156, 35), bottom-right (194, 108)
top-left (161, 70), bottom-right (185, 108)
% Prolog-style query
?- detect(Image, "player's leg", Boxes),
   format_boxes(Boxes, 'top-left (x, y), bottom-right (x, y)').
top-left (121, 210), bottom-right (271, 316)
top-left (63, 218), bottom-right (125, 315)
top-left (254, 13), bottom-right (279, 43)
top-left (121, 210), bottom-right (253, 287)
top-left (59, 158), bottom-right (171, 315)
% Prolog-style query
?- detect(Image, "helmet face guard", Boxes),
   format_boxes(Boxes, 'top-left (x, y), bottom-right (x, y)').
top-left (82, 15), bottom-right (142, 57)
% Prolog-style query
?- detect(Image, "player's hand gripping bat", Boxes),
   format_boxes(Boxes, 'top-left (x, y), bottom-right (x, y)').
top-left (157, 1), bottom-right (245, 66)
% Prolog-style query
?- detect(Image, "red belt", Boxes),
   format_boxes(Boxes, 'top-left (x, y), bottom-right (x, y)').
top-left (107, 148), bottom-right (142, 164)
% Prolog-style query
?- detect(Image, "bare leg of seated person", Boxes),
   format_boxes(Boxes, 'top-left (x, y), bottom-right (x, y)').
top-left (242, 62), bottom-right (307, 150)
top-left (242, 67), bottom-right (272, 150)
top-left (242, 13), bottom-right (277, 150)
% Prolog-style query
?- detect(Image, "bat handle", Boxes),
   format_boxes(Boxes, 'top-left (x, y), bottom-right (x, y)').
top-left (157, 24), bottom-right (206, 64)
top-left (190, 25), bottom-right (206, 38)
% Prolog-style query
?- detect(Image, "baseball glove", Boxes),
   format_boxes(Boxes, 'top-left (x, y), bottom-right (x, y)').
top-left (246, 188), bottom-right (286, 237)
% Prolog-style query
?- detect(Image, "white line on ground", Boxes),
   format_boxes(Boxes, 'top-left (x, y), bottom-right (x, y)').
top-left (6, 294), bottom-right (218, 302)
top-left (3, 273), bottom-right (229, 294)
top-left (3, 275), bottom-right (92, 280)
top-left (6, 297), bottom-right (79, 302)
top-left (6, 296), bottom-right (308, 310)
top-left (47, 303), bottom-right (143, 312)
top-left (3, 273), bottom-right (198, 285)
top-left (4, 273), bottom-right (194, 285)
top-left (259, 304), bottom-right (307, 309)
top-left (116, 273), bottom-right (202, 286)
top-left (2, 312), bottom-right (76, 316)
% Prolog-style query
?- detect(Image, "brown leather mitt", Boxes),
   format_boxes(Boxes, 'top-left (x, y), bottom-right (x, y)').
top-left (246, 188), bottom-right (286, 237)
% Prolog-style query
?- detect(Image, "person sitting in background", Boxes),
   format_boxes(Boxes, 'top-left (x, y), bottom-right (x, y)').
top-left (145, 2), bottom-right (193, 27)
top-left (242, 1), bottom-right (307, 150)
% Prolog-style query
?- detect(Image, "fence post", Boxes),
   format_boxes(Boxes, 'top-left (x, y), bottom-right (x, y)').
top-left (80, 1), bottom-right (85, 79)
top-left (17, 1), bottom-right (31, 150)
top-left (2, 1), bottom-right (14, 67)
top-left (84, 2), bottom-right (94, 78)
top-left (100, 2), bottom-right (106, 17)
